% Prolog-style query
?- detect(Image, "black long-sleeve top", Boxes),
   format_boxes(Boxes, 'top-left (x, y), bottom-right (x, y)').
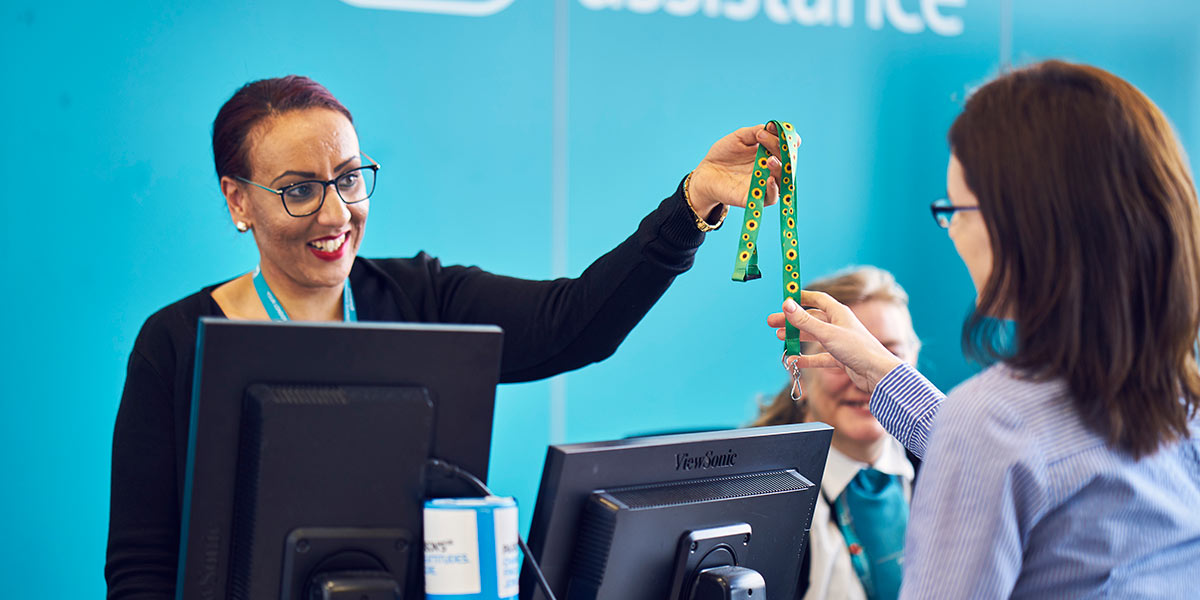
top-left (106, 181), bottom-right (706, 598)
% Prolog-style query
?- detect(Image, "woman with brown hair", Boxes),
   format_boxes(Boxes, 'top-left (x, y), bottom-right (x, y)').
top-left (753, 266), bottom-right (920, 600)
top-left (773, 60), bottom-right (1200, 597)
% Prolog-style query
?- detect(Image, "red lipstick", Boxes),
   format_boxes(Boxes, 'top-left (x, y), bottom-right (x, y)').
top-left (308, 232), bottom-right (349, 262)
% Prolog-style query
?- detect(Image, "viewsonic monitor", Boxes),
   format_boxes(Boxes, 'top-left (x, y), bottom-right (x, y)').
top-left (521, 423), bottom-right (833, 600)
top-left (176, 318), bottom-right (504, 600)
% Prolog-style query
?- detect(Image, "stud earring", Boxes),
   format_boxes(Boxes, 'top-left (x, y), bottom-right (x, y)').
top-left (236, 221), bottom-right (250, 232)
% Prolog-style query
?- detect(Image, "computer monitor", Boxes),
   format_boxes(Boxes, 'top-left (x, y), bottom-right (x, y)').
top-left (521, 423), bottom-right (833, 600)
top-left (176, 318), bottom-right (504, 600)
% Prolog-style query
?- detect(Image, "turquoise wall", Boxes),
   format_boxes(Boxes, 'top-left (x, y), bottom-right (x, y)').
top-left (1, 0), bottom-right (1197, 595)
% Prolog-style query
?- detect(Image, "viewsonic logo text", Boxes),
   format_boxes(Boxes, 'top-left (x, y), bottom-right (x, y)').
top-left (675, 449), bottom-right (738, 471)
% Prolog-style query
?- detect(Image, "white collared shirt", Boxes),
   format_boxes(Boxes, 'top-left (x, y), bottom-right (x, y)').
top-left (802, 436), bottom-right (914, 600)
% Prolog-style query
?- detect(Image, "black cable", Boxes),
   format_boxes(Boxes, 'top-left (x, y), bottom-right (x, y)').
top-left (427, 458), bottom-right (559, 600)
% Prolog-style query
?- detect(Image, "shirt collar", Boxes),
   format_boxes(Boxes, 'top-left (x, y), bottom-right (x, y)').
top-left (820, 436), bottom-right (914, 498)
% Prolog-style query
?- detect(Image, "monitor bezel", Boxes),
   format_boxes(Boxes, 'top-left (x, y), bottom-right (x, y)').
top-left (176, 318), bottom-right (504, 600)
top-left (521, 422), bottom-right (833, 599)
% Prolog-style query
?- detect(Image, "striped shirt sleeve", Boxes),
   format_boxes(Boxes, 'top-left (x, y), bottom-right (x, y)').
top-left (870, 363), bottom-right (945, 460)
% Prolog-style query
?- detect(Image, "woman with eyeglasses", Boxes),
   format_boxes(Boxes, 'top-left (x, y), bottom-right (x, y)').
top-left (105, 75), bottom-right (786, 597)
top-left (772, 60), bottom-right (1200, 597)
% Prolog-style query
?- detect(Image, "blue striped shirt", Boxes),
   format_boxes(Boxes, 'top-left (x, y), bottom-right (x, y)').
top-left (871, 363), bottom-right (1200, 598)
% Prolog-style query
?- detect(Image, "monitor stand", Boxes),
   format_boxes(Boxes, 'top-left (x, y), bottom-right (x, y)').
top-left (280, 528), bottom-right (410, 599)
top-left (691, 565), bottom-right (766, 600)
top-left (669, 524), bottom-right (767, 600)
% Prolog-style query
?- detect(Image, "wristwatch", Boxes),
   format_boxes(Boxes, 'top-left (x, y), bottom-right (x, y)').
top-left (684, 171), bottom-right (729, 232)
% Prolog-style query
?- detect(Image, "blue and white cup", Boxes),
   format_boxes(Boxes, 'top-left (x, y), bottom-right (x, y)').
top-left (424, 496), bottom-right (519, 600)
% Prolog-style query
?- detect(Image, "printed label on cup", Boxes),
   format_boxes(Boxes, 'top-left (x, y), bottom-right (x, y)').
top-left (424, 508), bottom-right (482, 594)
top-left (425, 496), bottom-right (519, 600)
top-left (493, 505), bottom-right (519, 597)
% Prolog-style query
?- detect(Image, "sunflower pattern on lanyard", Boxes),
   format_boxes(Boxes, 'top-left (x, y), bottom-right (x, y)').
top-left (732, 120), bottom-right (803, 357)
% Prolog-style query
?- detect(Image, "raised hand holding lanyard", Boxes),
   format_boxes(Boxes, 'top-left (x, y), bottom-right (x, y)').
top-left (731, 120), bottom-right (804, 396)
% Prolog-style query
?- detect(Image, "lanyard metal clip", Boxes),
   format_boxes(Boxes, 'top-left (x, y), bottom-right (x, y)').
top-left (782, 351), bottom-right (802, 402)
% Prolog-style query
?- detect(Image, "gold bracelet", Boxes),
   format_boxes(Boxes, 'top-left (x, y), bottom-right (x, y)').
top-left (684, 171), bottom-right (728, 232)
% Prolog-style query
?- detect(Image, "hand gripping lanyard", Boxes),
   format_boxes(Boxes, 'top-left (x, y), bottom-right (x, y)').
top-left (252, 266), bottom-right (358, 322)
top-left (731, 121), bottom-right (804, 393)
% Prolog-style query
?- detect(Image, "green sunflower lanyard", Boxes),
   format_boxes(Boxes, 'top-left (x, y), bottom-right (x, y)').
top-left (731, 120), bottom-right (804, 398)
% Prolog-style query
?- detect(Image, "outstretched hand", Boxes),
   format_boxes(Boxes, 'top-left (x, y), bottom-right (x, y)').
top-left (768, 291), bottom-right (904, 394)
top-left (688, 123), bottom-right (785, 218)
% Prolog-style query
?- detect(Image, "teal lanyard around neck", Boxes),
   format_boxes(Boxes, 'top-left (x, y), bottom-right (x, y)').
top-left (832, 490), bottom-right (879, 599)
top-left (828, 469), bottom-right (907, 600)
top-left (252, 266), bottom-right (357, 322)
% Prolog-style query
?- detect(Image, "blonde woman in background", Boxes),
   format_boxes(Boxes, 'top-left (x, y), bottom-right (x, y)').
top-left (754, 266), bottom-right (919, 600)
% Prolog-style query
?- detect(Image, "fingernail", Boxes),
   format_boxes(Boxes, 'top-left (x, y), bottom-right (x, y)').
top-left (783, 298), bottom-right (799, 313)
